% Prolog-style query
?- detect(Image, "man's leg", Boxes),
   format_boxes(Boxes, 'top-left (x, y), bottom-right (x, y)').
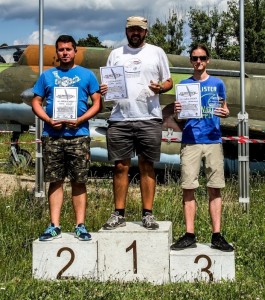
top-left (71, 182), bottom-right (87, 225)
top-left (183, 188), bottom-right (196, 234)
top-left (102, 159), bottom-right (130, 230)
top-left (208, 187), bottom-right (234, 251)
top-left (48, 180), bottom-right (64, 227)
top-left (170, 188), bottom-right (197, 249)
top-left (113, 159), bottom-right (131, 209)
top-left (208, 187), bottom-right (222, 233)
top-left (71, 181), bottom-right (92, 241)
top-left (138, 156), bottom-right (155, 210)
top-left (138, 156), bottom-right (159, 229)
top-left (39, 180), bottom-right (64, 241)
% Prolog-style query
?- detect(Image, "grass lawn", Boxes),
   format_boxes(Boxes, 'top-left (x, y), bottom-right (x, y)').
top-left (0, 133), bottom-right (264, 299)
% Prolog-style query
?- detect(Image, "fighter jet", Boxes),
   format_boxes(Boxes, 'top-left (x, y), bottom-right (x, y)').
top-left (0, 44), bottom-right (264, 173)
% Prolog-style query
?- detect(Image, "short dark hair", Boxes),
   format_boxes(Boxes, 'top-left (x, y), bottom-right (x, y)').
top-left (189, 44), bottom-right (210, 58)
top-left (55, 35), bottom-right (77, 50)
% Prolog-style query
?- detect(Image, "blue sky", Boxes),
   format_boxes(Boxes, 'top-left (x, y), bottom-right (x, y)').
top-left (0, 0), bottom-right (227, 48)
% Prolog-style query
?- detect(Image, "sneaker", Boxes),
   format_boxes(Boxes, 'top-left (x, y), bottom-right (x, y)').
top-left (102, 211), bottom-right (126, 230)
top-left (74, 223), bottom-right (91, 241)
top-left (170, 233), bottom-right (197, 250)
top-left (211, 234), bottom-right (234, 252)
top-left (39, 223), bottom-right (62, 241)
top-left (142, 212), bottom-right (159, 230)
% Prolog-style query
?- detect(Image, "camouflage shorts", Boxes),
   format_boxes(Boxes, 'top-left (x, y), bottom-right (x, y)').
top-left (41, 136), bottom-right (91, 183)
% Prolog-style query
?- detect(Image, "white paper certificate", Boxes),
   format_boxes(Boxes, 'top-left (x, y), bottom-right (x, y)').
top-left (175, 83), bottom-right (202, 119)
top-left (53, 87), bottom-right (78, 120)
top-left (100, 66), bottom-right (128, 101)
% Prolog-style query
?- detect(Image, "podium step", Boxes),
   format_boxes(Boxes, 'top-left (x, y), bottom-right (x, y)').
top-left (32, 225), bottom-right (235, 283)
top-left (32, 232), bottom-right (99, 280)
top-left (170, 243), bottom-right (235, 282)
top-left (97, 221), bottom-right (172, 284)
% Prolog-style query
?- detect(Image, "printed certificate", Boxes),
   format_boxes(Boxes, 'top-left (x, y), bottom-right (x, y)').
top-left (53, 87), bottom-right (78, 120)
top-left (100, 66), bottom-right (128, 101)
top-left (175, 83), bottom-right (202, 119)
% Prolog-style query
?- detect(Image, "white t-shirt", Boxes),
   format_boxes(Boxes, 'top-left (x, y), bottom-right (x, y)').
top-left (106, 43), bottom-right (171, 121)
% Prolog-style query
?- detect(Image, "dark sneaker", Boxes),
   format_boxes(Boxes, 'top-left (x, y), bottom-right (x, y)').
top-left (142, 212), bottom-right (159, 230)
top-left (102, 212), bottom-right (126, 230)
top-left (170, 233), bottom-right (197, 250)
top-left (74, 224), bottom-right (91, 241)
top-left (39, 223), bottom-right (62, 241)
top-left (211, 234), bottom-right (234, 252)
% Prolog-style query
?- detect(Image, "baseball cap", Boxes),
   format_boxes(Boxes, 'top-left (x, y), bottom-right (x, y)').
top-left (126, 16), bottom-right (148, 30)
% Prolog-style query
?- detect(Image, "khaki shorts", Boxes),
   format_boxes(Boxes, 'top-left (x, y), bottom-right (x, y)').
top-left (180, 143), bottom-right (225, 189)
top-left (41, 136), bottom-right (90, 183)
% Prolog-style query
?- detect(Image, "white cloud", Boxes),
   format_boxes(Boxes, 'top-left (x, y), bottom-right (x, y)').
top-left (102, 37), bottom-right (127, 48)
top-left (13, 29), bottom-right (59, 45)
top-left (0, 0), bottom-right (228, 47)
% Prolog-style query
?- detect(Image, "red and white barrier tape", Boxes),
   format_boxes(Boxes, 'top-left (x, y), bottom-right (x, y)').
top-left (0, 136), bottom-right (264, 145)
top-left (162, 136), bottom-right (265, 143)
top-left (0, 139), bottom-right (42, 145)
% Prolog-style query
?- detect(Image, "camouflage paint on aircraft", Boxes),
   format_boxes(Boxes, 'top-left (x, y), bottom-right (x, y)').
top-left (1, 45), bottom-right (265, 171)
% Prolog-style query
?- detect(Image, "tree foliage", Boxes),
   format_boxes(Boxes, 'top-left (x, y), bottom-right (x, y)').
top-left (188, 0), bottom-right (265, 62)
top-left (146, 9), bottom-right (185, 55)
top-left (77, 34), bottom-right (107, 48)
top-left (226, 0), bottom-right (265, 62)
top-left (188, 7), bottom-right (234, 59)
top-left (77, 1), bottom-right (265, 63)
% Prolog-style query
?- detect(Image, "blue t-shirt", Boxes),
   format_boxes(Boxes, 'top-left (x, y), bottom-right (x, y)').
top-left (181, 76), bottom-right (226, 144)
top-left (33, 66), bottom-right (99, 137)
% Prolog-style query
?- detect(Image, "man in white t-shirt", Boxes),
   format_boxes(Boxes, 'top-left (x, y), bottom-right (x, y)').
top-left (100, 16), bottom-right (173, 230)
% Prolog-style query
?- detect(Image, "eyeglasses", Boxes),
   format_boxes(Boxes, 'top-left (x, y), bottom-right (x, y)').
top-left (190, 56), bottom-right (208, 61)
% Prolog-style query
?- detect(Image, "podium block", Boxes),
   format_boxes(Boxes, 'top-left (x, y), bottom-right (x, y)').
top-left (98, 221), bottom-right (172, 284)
top-left (32, 233), bottom-right (99, 280)
top-left (170, 243), bottom-right (235, 282)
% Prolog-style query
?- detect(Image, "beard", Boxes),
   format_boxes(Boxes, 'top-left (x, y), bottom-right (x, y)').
top-left (126, 32), bottom-right (146, 48)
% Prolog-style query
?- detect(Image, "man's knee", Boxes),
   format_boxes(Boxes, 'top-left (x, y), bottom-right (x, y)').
top-left (208, 187), bottom-right (221, 201)
top-left (138, 156), bottom-right (154, 173)
top-left (115, 160), bottom-right (130, 174)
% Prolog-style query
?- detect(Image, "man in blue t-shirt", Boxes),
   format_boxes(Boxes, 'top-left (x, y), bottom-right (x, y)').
top-left (32, 35), bottom-right (101, 241)
top-left (171, 44), bottom-right (234, 252)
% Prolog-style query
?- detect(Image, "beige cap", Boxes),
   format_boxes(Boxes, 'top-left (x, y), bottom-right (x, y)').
top-left (126, 16), bottom-right (148, 30)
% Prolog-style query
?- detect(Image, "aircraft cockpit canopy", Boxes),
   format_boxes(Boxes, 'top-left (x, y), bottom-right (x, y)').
top-left (0, 45), bottom-right (28, 63)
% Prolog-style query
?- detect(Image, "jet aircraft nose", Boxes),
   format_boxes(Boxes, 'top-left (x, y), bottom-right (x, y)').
top-left (20, 88), bottom-right (34, 106)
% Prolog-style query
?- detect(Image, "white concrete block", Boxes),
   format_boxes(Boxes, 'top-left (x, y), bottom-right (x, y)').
top-left (98, 221), bottom-right (172, 284)
top-left (170, 243), bottom-right (235, 282)
top-left (32, 232), bottom-right (99, 280)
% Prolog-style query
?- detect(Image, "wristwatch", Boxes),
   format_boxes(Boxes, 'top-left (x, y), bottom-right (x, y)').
top-left (159, 86), bottom-right (164, 94)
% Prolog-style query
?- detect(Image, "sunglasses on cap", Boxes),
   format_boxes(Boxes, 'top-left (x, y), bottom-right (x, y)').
top-left (190, 55), bottom-right (208, 61)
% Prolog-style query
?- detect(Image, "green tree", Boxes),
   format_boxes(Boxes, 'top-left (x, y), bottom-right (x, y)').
top-left (77, 34), bottom-right (107, 48)
top-left (188, 7), bottom-right (223, 57)
top-left (225, 0), bottom-right (265, 62)
top-left (146, 18), bottom-right (168, 49)
top-left (147, 9), bottom-right (185, 55)
top-left (214, 10), bottom-right (240, 60)
top-left (187, 6), bottom-right (242, 60)
top-left (166, 10), bottom-right (185, 54)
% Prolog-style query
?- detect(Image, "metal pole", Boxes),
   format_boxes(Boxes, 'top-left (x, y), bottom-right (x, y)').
top-left (238, 0), bottom-right (250, 209)
top-left (35, 0), bottom-right (45, 198)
